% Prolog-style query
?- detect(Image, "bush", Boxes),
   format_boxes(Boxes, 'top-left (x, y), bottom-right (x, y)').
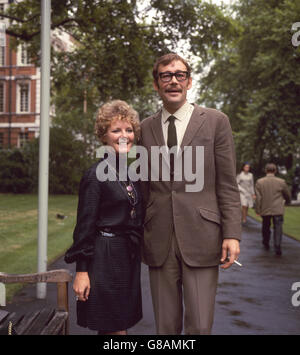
top-left (48, 126), bottom-right (95, 194)
top-left (0, 148), bottom-right (33, 193)
top-left (0, 126), bottom-right (96, 194)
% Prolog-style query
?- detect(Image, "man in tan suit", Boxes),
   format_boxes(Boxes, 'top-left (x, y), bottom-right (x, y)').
top-left (255, 163), bottom-right (291, 256)
top-left (140, 53), bottom-right (242, 335)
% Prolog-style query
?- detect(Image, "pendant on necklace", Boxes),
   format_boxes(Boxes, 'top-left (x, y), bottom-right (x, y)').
top-left (126, 185), bottom-right (133, 192)
top-left (130, 208), bottom-right (136, 219)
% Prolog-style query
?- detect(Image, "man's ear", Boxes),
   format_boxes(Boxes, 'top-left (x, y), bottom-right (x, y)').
top-left (187, 76), bottom-right (192, 90)
top-left (153, 80), bottom-right (159, 92)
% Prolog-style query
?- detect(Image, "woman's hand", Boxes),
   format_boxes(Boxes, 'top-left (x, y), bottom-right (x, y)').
top-left (73, 272), bottom-right (90, 301)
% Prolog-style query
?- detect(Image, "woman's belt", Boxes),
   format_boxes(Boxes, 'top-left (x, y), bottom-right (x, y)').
top-left (99, 227), bottom-right (143, 259)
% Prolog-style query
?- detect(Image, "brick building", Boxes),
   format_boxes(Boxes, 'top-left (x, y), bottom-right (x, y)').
top-left (0, 0), bottom-right (40, 149)
top-left (0, 0), bottom-right (75, 149)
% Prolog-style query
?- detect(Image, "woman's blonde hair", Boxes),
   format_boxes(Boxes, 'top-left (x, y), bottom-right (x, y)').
top-left (95, 100), bottom-right (140, 143)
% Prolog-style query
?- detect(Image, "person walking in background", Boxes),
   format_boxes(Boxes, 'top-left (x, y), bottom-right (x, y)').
top-left (64, 100), bottom-right (143, 335)
top-left (255, 163), bottom-right (291, 256)
top-left (236, 162), bottom-right (256, 223)
top-left (140, 53), bottom-right (241, 335)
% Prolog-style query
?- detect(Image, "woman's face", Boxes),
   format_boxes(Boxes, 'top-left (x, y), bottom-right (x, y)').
top-left (243, 164), bottom-right (250, 173)
top-left (103, 119), bottom-right (135, 154)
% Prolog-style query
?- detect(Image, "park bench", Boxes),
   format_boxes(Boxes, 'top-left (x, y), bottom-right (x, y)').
top-left (0, 269), bottom-right (72, 335)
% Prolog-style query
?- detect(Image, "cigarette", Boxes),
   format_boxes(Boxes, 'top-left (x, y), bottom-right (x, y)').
top-left (234, 260), bottom-right (242, 267)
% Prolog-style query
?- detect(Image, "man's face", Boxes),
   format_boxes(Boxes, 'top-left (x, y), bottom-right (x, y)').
top-left (153, 60), bottom-right (192, 113)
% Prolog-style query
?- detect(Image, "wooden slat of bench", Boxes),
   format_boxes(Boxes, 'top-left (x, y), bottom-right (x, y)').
top-left (15, 310), bottom-right (41, 335)
top-left (0, 269), bottom-right (71, 335)
top-left (25, 308), bottom-right (56, 335)
top-left (0, 312), bottom-right (21, 335)
top-left (40, 311), bottom-right (68, 335)
top-left (0, 269), bottom-right (72, 284)
top-left (0, 311), bottom-right (15, 332)
top-left (0, 309), bottom-right (9, 322)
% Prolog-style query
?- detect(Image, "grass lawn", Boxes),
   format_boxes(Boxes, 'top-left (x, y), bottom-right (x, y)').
top-left (1, 194), bottom-right (299, 301)
top-left (248, 206), bottom-right (300, 242)
top-left (0, 193), bottom-right (78, 300)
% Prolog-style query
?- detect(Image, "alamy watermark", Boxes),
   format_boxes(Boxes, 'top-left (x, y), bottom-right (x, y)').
top-left (291, 282), bottom-right (300, 307)
top-left (95, 142), bottom-right (204, 192)
top-left (291, 22), bottom-right (300, 47)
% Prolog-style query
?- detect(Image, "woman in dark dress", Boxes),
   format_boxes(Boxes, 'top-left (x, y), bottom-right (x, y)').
top-left (64, 100), bottom-right (143, 335)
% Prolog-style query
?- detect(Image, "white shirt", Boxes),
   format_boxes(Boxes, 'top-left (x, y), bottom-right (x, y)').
top-left (161, 101), bottom-right (194, 149)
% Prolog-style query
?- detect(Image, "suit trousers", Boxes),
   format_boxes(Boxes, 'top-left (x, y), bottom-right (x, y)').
top-left (262, 215), bottom-right (283, 249)
top-left (148, 232), bottom-right (219, 335)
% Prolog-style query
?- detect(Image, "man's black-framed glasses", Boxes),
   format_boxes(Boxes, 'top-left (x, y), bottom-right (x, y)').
top-left (158, 71), bottom-right (189, 83)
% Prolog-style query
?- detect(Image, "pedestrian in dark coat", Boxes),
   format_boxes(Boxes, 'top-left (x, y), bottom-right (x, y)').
top-left (255, 163), bottom-right (291, 255)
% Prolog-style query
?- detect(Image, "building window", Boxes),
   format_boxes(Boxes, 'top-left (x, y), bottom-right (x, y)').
top-left (18, 82), bottom-right (30, 112)
top-left (20, 44), bottom-right (30, 65)
top-left (17, 44), bottom-right (31, 66)
top-left (0, 81), bottom-right (4, 112)
top-left (0, 4), bottom-right (4, 21)
top-left (18, 132), bottom-right (28, 148)
top-left (0, 17), bottom-right (5, 66)
top-left (0, 46), bottom-right (5, 66)
top-left (0, 132), bottom-right (3, 149)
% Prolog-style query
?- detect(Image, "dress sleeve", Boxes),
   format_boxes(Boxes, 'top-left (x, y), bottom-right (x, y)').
top-left (236, 173), bottom-right (242, 192)
top-left (250, 173), bottom-right (255, 195)
top-left (64, 166), bottom-right (101, 271)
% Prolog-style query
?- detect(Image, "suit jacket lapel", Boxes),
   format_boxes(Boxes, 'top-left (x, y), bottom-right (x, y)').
top-left (150, 109), bottom-right (165, 147)
top-left (150, 104), bottom-right (206, 149)
top-left (150, 109), bottom-right (171, 176)
top-left (180, 103), bottom-right (206, 149)
top-left (149, 104), bottom-right (206, 178)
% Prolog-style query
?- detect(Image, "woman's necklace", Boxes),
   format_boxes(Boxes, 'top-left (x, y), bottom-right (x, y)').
top-left (106, 160), bottom-right (138, 219)
top-left (118, 179), bottom-right (138, 219)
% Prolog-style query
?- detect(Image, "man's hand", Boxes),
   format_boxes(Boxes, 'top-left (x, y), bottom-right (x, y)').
top-left (220, 238), bottom-right (240, 269)
top-left (73, 272), bottom-right (90, 301)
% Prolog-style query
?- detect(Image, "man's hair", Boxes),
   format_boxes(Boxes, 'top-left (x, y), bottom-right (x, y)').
top-left (152, 53), bottom-right (192, 84)
top-left (265, 163), bottom-right (277, 173)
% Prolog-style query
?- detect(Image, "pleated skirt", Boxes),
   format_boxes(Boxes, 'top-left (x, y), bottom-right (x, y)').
top-left (76, 234), bottom-right (142, 332)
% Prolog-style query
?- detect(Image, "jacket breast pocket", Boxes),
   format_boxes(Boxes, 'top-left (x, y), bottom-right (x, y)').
top-left (197, 207), bottom-right (222, 242)
top-left (198, 207), bottom-right (221, 225)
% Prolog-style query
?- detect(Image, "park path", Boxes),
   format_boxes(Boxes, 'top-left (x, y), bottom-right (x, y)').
top-left (212, 217), bottom-right (300, 335)
top-left (4, 217), bottom-right (300, 335)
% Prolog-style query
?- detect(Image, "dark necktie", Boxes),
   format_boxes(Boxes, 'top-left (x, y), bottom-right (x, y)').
top-left (167, 115), bottom-right (177, 149)
top-left (167, 115), bottom-right (177, 180)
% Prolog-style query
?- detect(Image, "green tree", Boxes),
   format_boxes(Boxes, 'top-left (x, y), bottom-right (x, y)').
top-left (2, 0), bottom-right (234, 109)
top-left (0, 0), bottom-right (236, 150)
top-left (198, 0), bottom-right (300, 179)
